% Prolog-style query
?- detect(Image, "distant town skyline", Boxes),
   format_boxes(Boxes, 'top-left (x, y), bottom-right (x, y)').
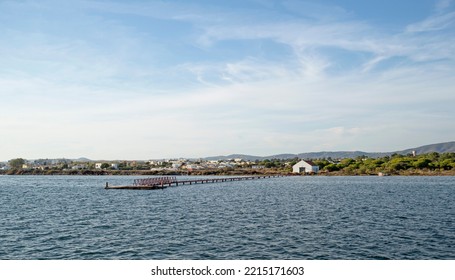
top-left (1, 0), bottom-right (455, 161)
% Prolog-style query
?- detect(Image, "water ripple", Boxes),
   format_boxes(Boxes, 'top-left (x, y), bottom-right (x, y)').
top-left (0, 175), bottom-right (454, 259)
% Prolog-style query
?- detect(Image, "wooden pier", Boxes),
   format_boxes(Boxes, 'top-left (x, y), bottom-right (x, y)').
top-left (105, 175), bottom-right (282, 190)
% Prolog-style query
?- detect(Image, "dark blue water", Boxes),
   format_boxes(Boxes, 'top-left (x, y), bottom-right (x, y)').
top-left (0, 175), bottom-right (453, 259)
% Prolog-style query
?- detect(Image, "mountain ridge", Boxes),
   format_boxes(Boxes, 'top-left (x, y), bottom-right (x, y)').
top-left (204, 141), bottom-right (455, 161)
top-left (6, 142), bottom-right (452, 163)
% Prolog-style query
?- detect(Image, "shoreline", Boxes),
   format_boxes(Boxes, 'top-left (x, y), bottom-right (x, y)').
top-left (1, 169), bottom-right (454, 176)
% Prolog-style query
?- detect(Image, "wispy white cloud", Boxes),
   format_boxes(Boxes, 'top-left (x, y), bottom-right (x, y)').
top-left (406, 0), bottom-right (455, 33)
top-left (0, 0), bottom-right (454, 160)
top-left (406, 11), bottom-right (455, 32)
top-left (436, 0), bottom-right (453, 12)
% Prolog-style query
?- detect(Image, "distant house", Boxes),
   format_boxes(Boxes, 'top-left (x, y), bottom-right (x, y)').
top-left (72, 164), bottom-right (86, 170)
top-left (22, 164), bottom-right (31, 169)
top-left (171, 163), bottom-right (182, 169)
top-left (292, 160), bottom-right (319, 174)
top-left (251, 165), bottom-right (265, 169)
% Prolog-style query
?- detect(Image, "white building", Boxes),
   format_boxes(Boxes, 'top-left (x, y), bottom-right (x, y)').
top-left (171, 163), bottom-right (182, 169)
top-left (72, 164), bottom-right (87, 170)
top-left (292, 160), bottom-right (319, 174)
top-left (251, 165), bottom-right (265, 169)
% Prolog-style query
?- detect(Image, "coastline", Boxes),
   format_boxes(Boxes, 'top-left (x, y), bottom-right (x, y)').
top-left (1, 168), bottom-right (454, 176)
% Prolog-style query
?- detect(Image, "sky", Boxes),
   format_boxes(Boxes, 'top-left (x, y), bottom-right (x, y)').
top-left (1, 0), bottom-right (454, 160)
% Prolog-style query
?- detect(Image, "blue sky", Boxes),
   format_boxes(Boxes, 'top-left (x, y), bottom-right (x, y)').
top-left (1, 0), bottom-right (454, 160)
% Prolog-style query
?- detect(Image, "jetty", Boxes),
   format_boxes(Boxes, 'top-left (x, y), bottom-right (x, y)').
top-left (105, 175), bottom-right (282, 190)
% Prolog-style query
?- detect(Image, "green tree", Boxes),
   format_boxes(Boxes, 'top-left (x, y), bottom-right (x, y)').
top-left (314, 159), bottom-right (330, 170)
top-left (413, 158), bottom-right (432, 169)
top-left (338, 158), bottom-right (355, 169)
top-left (373, 158), bottom-right (385, 167)
top-left (100, 163), bottom-right (110, 169)
top-left (324, 163), bottom-right (340, 172)
top-left (387, 158), bottom-right (411, 171)
top-left (8, 158), bottom-right (25, 169)
top-left (427, 152), bottom-right (440, 161)
top-left (439, 159), bottom-right (454, 170)
top-left (264, 161), bottom-right (276, 168)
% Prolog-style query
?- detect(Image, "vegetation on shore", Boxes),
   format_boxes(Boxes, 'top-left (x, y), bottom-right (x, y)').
top-left (1, 152), bottom-right (454, 176)
top-left (313, 152), bottom-right (455, 176)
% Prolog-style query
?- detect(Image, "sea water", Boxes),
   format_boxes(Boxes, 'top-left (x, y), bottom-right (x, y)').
top-left (0, 175), bottom-right (453, 259)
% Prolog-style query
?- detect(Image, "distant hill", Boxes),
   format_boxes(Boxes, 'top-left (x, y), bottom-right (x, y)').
top-left (399, 141), bottom-right (455, 154)
top-left (296, 151), bottom-right (385, 159)
top-left (203, 141), bottom-right (455, 160)
top-left (204, 154), bottom-right (264, 161)
top-left (74, 157), bottom-right (92, 162)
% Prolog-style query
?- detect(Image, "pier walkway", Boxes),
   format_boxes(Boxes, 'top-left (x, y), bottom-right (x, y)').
top-left (105, 175), bottom-right (282, 190)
